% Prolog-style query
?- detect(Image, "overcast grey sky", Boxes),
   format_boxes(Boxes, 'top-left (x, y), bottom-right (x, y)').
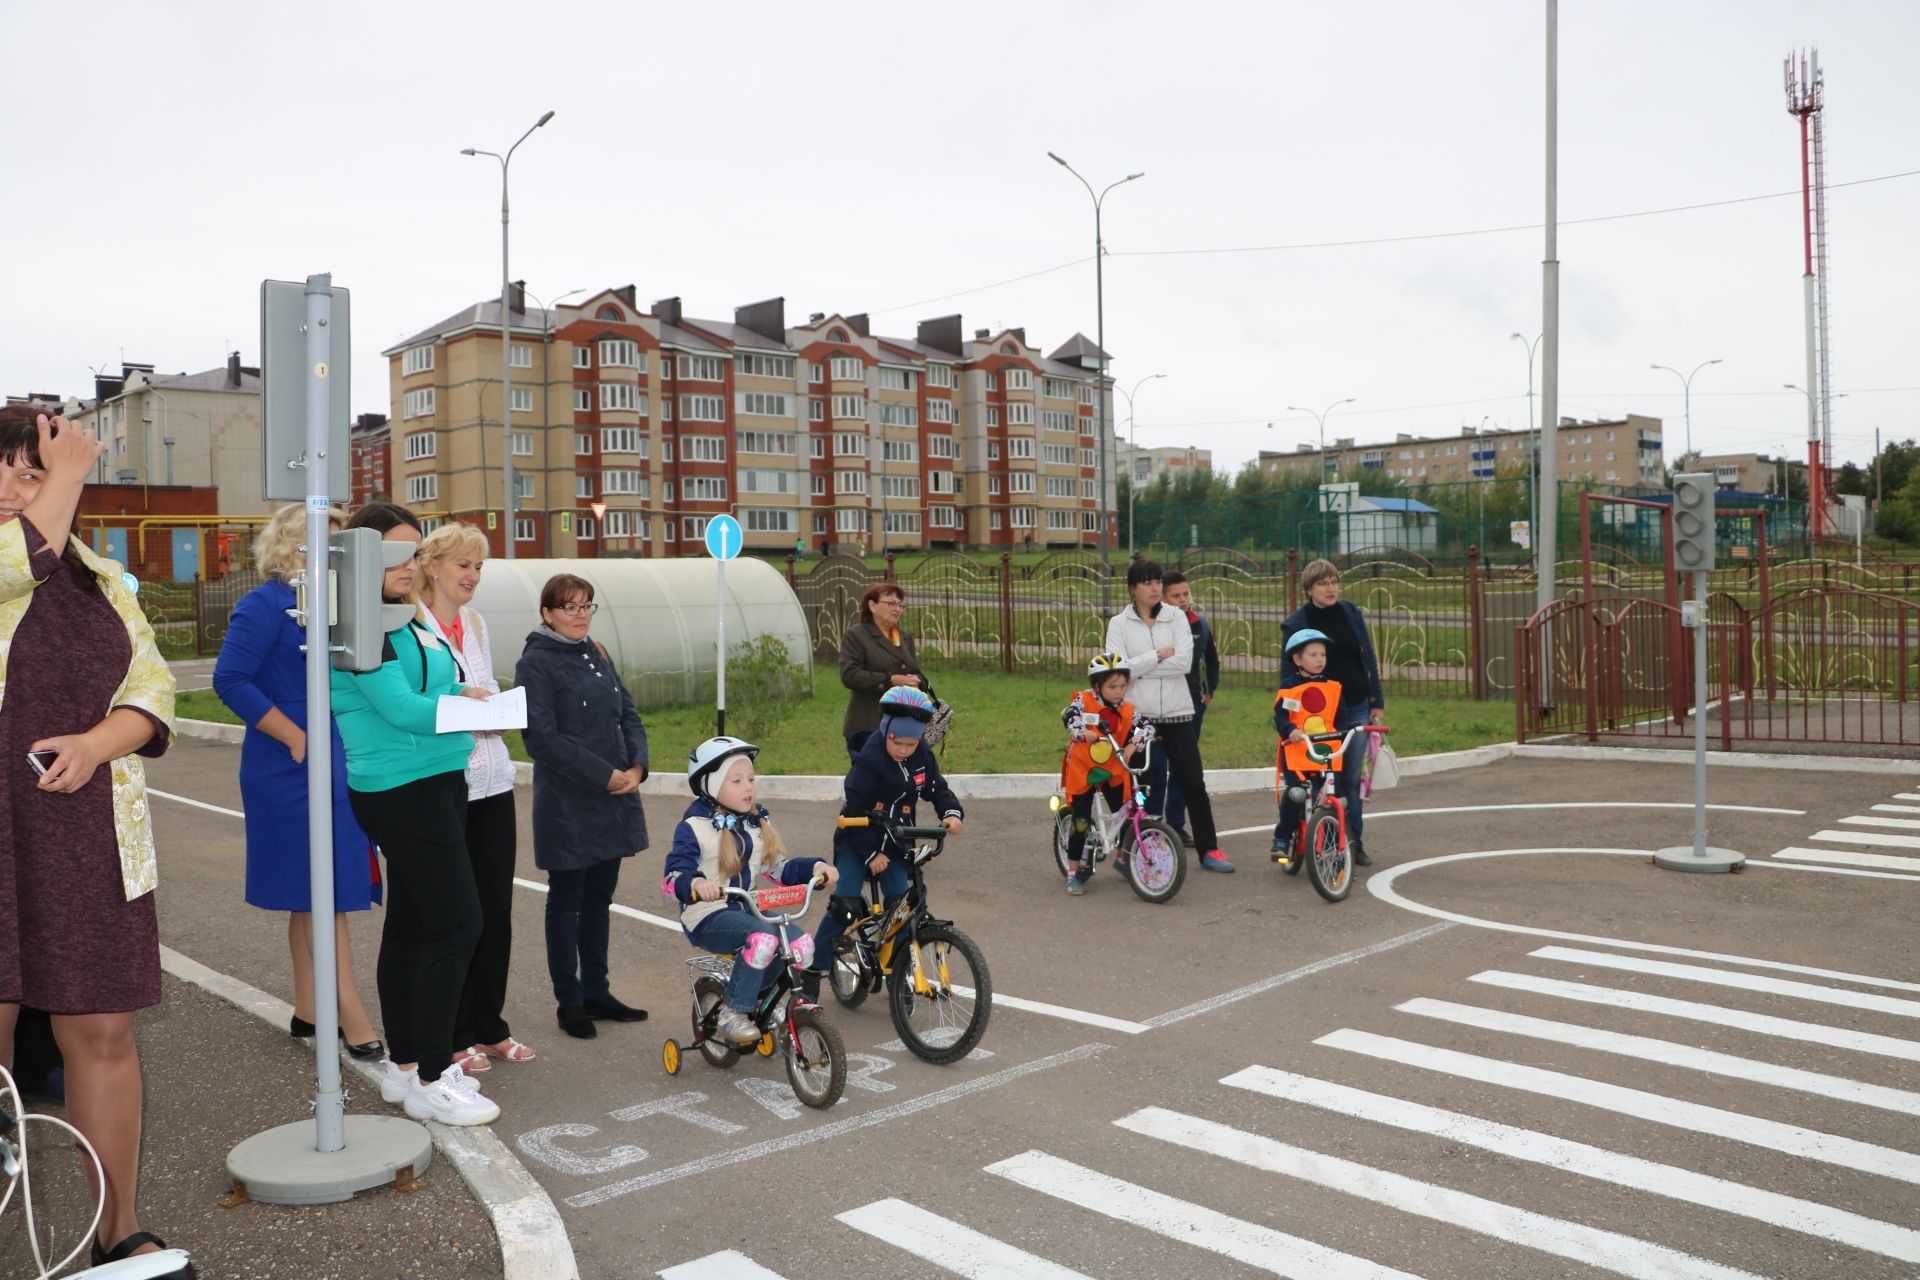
top-left (4, 1), bottom-right (1914, 475)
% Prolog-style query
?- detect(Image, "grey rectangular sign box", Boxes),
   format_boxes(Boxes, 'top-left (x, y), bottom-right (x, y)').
top-left (261, 278), bottom-right (352, 502)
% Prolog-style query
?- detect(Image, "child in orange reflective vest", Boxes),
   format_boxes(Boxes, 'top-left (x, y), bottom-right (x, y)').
top-left (1058, 653), bottom-right (1152, 895)
top-left (1272, 628), bottom-right (1347, 863)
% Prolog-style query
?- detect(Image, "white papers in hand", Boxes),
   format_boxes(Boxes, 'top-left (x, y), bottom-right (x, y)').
top-left (436, 685), bottom-right (528, 733)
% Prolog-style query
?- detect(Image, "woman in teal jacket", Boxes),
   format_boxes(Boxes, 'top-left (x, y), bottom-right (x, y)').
top-left (329, 503), bottom-right (497, 1127)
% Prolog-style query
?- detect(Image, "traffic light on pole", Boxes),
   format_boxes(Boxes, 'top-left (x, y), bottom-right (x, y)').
top-left (1671, 472), bottom-right (1716, 572)
top-left (330, 528), bottom-right (418, 672)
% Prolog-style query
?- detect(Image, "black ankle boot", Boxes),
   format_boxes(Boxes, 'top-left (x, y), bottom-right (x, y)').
top-left (557, 1005), bottom-right (598, 1038)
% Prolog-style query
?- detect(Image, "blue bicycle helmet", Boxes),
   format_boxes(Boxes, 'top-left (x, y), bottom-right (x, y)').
top-left (877, 685), bottom-right (936, 740)
top-left (1284, 628), bottom-right (1332, 655)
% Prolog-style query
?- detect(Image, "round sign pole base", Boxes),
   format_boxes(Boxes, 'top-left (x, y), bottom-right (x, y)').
top-left (225, 1114), bottom-right (432, 1205)
top-left (1653, 845), bottom-right (1746, 874)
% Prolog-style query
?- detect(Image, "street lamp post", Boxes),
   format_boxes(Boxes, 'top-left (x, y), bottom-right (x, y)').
top-left (1650, 358), bottom-right (1722, 459)
top-left (1510, 332), bottom-right (1542, 559)
top-left (463, 109), bottom-right (556, 560)
top-left (1285, 399), bottom-right (1355, 555)
top-left (1119, 372), bottom-right (1166, 560)
top-left (1048, 151), bottom-right (1143, 612)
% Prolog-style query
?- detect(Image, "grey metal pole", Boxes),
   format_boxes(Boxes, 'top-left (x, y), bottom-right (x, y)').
top-left (302, 273), bottom-right (345, 1152)
top-left (1691, 567), bottom-right (1708, 854)
top-left (1094, 196), bottom-right (1109, 603)
top-left (499, 169), bottom-right (514, 559)
top-left (1537, 0), bottom-right (1560, 617)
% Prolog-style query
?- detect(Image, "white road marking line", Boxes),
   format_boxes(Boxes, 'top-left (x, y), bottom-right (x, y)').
top-left (1222, 1067), bottom-right (1920, 1265)
top-left (1809, 828), bottom-right (1920, 849)
top-left (1840, 814), bottom-right (1920, 830)
top-left (1316, 1028), bottom-right (1920, 1186)
top-left (1869, 803), bottom-right (1920, 814)
top-left (1772, 847), bottom-right (1920, 873)
top-left (149, 787), bottom-right (245, 819)
top-left (567, 1042), bottom-right (1107, 1206)
top-left (1366, 848), bottom-right (1920, 993)
top-left (985, 1150), bottom-right (1425, 1280)
top-left (658, 1252), bottom-right (790, 1279)
top-left (1216, 799), bottom-right (1805, 839)
top-left (1747, 859), bottom-right (1920, 882)
top-left (1397, 997), bottom-right (1920, 1115)
top-left (1893, 793), bottom-right (1920, 802)
top-left (1117, 1107), bottom-right (1765, 1280)
top-left (1145, 922), bottom-right (1451, 1028)
top-left (837, 1198), bottom-right (1092, 1279)
top-left (1530, 945), bottom-right (1920, 1019)
top-left (1468, 971), bottom-right (1920, 1064)
top-left (509, 876), bottom-right (683, 932)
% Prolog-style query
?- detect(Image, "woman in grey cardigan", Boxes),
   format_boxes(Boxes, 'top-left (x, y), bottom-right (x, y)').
top-left (515, 573), bottom-right (650, 1039)
top-left (838, 581), bottom-right (925, 756)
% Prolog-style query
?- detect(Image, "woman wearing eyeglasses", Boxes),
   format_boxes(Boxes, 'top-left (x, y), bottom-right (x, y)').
top-left (1278, 560), bottom-right (1386, 866)
top-left (515, 574), bottom-right (650, 1039)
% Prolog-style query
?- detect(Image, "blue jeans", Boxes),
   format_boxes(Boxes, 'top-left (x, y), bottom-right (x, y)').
top-left (1164, 700), bottom-right (1207, 833)
top-left (811, 849), bottom-right (908, 962)
top-left (689, 910), bottom-right (789, 1013)
top-left (1274, 706), bottom-right (1369, 848)
top-left (545, 858), bottom-right (620, 1008)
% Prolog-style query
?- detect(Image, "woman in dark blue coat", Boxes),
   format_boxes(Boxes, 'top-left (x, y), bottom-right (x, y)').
top-left (515, 572), bottom-right (650, 1039)
top-left (211, 503), bottom-right (382, 1054)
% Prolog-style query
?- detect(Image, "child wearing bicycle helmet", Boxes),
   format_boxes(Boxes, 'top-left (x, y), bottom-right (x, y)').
top-left (1058, 652), bottom-right (1152, 895)
top-left (1272, 628), bottom-right (1346, 863)
top-left (664, 736), bottom-right (837, 1045)
top-left (802, 686), bottom-right (963, 997)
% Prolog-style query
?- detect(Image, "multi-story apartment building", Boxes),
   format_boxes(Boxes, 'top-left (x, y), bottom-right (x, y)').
top-left (1696, 451), bottom-right (1802, 494)
top-left (382, 288), bottom-right (1117, 557)
top-left (349, 413), bottom-right (391, 505)
top-left (1259, 414), bottom-right (1665, 489)
top-left (1117, 443), bottom-right (1211, 489)
top-left (64, 355), bottom-right (271, 513)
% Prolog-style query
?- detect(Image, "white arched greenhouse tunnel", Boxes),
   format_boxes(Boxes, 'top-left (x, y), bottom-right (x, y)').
top-left (467, 557), bottom-right (811, 707)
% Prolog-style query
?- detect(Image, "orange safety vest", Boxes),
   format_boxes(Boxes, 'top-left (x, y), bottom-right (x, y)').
top-left (1060, 689), bottom-right (1137, 800)
top-left (1275, 677), bottom-right (1345, 778)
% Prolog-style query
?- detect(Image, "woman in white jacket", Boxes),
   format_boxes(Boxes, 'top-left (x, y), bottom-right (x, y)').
top-left (1104, 559), bottom-right (1231, 872)
top-left (417, 522), bottom-right (536, 1070)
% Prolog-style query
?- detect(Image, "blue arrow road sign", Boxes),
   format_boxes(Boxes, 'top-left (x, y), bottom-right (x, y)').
top-left (705, 514), bottom-right (743, 561)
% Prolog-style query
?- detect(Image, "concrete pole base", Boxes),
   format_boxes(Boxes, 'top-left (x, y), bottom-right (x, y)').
top-left (225, 1115), bottom-right (433, 1206)
top-left (1653, 845), bottom-right (1747, 874)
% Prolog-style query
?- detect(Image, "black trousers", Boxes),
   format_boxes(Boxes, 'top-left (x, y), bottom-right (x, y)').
top-left (1147, 719), bottom-right (1218, 852)
top-left (454, 791), bottom-right (516, 1049)
top-left (350, 771), bottom-right (480, 1083)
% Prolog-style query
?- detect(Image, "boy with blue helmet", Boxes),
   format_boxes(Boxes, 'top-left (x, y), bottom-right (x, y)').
top-left (1271, 627), bottom-right (1343, 862)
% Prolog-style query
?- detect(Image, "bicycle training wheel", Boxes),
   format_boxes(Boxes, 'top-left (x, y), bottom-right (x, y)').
top-left (888, 923), bottom-right (992, 1064)
top-left (785, 1006), bottom-right (847, 1110)
top-left (1304, 810), bottom-right (1352, 903)
top-left (692, 975), bottom-right (740, 1067)
top-left (829, 934), bottom-right (870, 1008)
top-left (1281, 827), bottom-right (1305, 876)
top-left (1124, 819), bottom-right (1188, 904)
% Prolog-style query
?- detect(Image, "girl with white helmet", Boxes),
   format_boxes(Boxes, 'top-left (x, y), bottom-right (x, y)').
top-left (662, 737), bottom-right (837, 1046)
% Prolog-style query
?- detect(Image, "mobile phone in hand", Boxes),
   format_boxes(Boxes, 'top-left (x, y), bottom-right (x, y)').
top-left (27, 750), bottom-right (58, 777)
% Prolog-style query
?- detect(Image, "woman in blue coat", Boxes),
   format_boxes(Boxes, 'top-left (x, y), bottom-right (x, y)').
top-left (212, 503), bottom-right (383, 1056)
top-left (516, 573), bottom-right (650, 1039)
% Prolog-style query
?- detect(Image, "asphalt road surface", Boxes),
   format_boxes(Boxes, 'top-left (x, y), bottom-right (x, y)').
top-left (144, 739), bottom-right (1920, 1279)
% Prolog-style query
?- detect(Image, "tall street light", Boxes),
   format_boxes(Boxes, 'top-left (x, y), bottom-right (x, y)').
top-left (1286, 399), bottom-right (1355, 556)
top-left (463, 108), bottom-right (556, 559)
top-left (1119, 372), bottom-right (1166, 560)
top-left (1048, 150), bottom-right (1143, 611)
top-left (1511, 332), bottom-right (1542, 556)
top-left (1650, 357), bottom-right (1721, 459)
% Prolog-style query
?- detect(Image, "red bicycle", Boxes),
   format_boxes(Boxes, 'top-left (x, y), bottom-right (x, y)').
top-left (1276, 723), bottom-right (1388, 903)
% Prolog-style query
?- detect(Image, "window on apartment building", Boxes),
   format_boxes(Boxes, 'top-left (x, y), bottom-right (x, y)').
top-left (836, 509), bottom-right (867, 534)
top-left (1046, 510), bottom-right (1077, 531)
top-left (406, 473), bottom-right (437, 504)
top-left (1044, 476), bottom-right (1075, 498)
top-left (1010, 506), bottom-right (1035, 528)
top-left (1005, 403), bottom-right (1034, 426)
top-left (1080, 448), bottom-right (1095, 467)
top-left (575, 431), bottom-right (593, 455)
top-left (684, 476), bottom-right (728, 502)
top-left (737, 392), bottom-right (791, 417)
top-left (404, 432), bottom-right (436, 460)
top-left (600, 383), bottom-right (639, 412)
top-left (830, 356), bottom-right (863, 382)
top-left (1043, 377), bottom-right (1074, 400)
top-left (514, 517), bottom-right (536, 542)
top-left (809, 435), bottom-right (825, 459)
top-left (989, 475), bottom-right (1002, 495)
top-left (576, 515), bottom-right (596, 540)
top-left (880, 475), bottom-right (920, 499)
top-left (987, 408), bottom-right (1000, 428)
top-left (835, 469), bottom-right (868, 495)
top-left (877, 403), bottom-right (918, 428)
top-left (737, 353), bottom-right (795, 379)
top-left (573, 348), bottom-right (592, 369)
top-left (681, 395), bottom-right (726, 422)
top-left (929, 505), bottom-right (957, 528)
top-left (600, 427), bottom-right (640, 454)
top-left (573, 389), bottom-right (592, 413)
top-left (509, 388), bottom-right (533, 414)
top-left (738, 468), bottom-right (795, 494)
top-left (877, 368), bottom-right (915, 392)
top-left (509, 432), bottom-right (533, 456)
top-left (812, 514), bottom-right (828, 534)
top-left (883, 512), bottom-right (921, 535)
top-left (575, 476), bottom-right (593, 499)
top-left (663, 519), bottom-right (676, 541)
top-left (513, 475), bottom-right (533, 500)
top-left (603, 469), bottom-right (645, 495)
top-left (926, 398), bottom-right (953, 425)
top-left (403, 346), bottom-right (435, 375)
top-left (1006, 368), bottom-right (1033, 391)
top-left (677, 354), bottom-right (725, 381)
top-left (1009, 472), bottom-right (1035, 494)
top-left (1008, 437), bottom-right (1034, 459)
top-left (831, 395), bottom-right (865, 420)
top-left (928, 435), bottom-right (956, 459)
top-left (990, 511), bottom-right (1003, 530)
top-left (808, 362), bottom-right (823, 385)
top-left (510, 344), bottom-right (533, 369)
top-left (1041, 410), bottom-right (1074, 433)
top-left (1082, 478), bottom-right (1096, 499)
top-left (743, 508), bottom-right (795, 533)
top-left (682, 516), bottom-right (713, 541)
top-left (988, 442), bottom-right (1001, 461)
top-left (736, 430), bottom-right (796, 455)
top-left (403, 388), bottom-right (435, 419)
top-left (1079, 385), bottom-right (1094, 405)
top-left (834, 432), bottom-right (867, 458)
top-left (604, 510), bottom-right (635, 538)
top-left (683, 435), bottom-right (727, 462)
top-left (810, 475), bottom-right (827, 497)
top-left (929, 470), bottom-right (957, 495)
top-left (881, 439), bottom-right (918, 463)
top-left (985, 373), bottom-right (998, 391)
top-left (1042, 443), bottom-right (1074, 465)
top-left (927, 364), bottom-right (952, 389)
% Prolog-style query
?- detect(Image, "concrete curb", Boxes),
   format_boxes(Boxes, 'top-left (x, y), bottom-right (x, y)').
top-left (1510, 741), bottom-right (1920, 774)
top-left (157, 944), bottom-right (579, 1280)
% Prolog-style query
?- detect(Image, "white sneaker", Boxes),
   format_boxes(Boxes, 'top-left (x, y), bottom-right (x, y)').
top-left (439, 1061), bottom-right (485, 1097)
top-left (404, 1071), bottom-right (501, 1126)
top-left (380, 1060), bottom-right (417, 1104)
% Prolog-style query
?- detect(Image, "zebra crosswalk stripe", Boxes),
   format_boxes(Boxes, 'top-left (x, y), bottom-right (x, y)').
top-left (1530, 945), bottom-right (1920, 1010)
top-left (837, 1198), bottom-right (1093, 1278)
top-left (1772, 846), bottom-right (1920, 873)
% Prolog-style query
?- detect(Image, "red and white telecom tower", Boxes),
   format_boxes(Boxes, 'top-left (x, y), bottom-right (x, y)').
top-left (1785, 49), bottom-right (1834, 541)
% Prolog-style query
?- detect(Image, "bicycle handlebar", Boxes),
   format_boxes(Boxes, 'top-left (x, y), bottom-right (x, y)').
top-left (722, 878), bottom-right (824, 921)
top-left (1307, 724), bottom-right (1390, 745)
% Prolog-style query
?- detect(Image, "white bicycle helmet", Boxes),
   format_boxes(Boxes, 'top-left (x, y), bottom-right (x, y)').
top-left (687, 735), bottom-right (759, 799)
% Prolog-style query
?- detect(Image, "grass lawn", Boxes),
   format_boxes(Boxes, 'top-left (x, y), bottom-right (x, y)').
top-left (177, 671), bottom-right (1514, 775)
